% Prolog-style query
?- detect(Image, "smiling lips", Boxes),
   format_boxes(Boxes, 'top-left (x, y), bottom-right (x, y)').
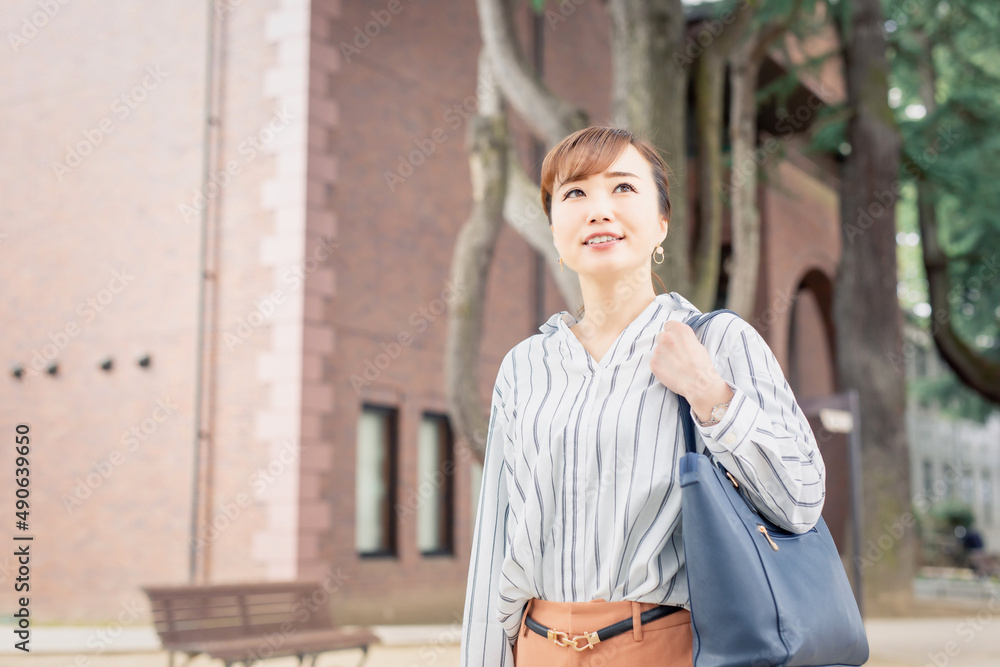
top-left (583, 233), bottom-right (624, 248)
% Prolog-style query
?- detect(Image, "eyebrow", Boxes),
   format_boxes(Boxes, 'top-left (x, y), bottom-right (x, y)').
top-left (557, 170), bottom-right (641, 192)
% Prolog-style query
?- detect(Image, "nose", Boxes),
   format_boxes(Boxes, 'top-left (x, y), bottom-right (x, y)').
top-left (586, 190), bottom-right (614, 223)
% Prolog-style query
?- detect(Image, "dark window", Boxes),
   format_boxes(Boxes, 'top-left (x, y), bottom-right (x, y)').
top-left (417, 413), bottom-right (455, 556)
top-left (356, 405), bottom-right (398, 557)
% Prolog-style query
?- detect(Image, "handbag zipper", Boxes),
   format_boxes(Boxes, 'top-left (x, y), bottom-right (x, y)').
top-left (757, 524), bottom-right (779, 551)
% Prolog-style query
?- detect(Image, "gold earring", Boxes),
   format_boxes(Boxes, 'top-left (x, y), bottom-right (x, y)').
top-left (558, 256), bottom-right (564, 272)
top-left (653, 245), bottom-right (665, 265)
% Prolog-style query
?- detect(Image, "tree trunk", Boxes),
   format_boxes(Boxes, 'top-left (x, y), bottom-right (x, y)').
top-left (608, 0), bottom-right (691, 296)
top-left (724, 33), bottom-right (763, 319)
top-left (476, 0), bottom-right (588, 316)
top-left (691, 5), bottom-right (756, 313)
top-left (445, 49), bottom-right (509, 462)
top-left (724, 6), bottom-right (798, 319)
top-left (692, 47), bottom-right (726, 311)
top-left (834, 0), bottom-right (913, 613)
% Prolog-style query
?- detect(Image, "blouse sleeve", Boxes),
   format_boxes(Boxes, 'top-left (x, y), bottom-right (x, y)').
top-left (690, 318), bottom-right (827, 534)
top-left (460, 354), bottom-right (517, 667)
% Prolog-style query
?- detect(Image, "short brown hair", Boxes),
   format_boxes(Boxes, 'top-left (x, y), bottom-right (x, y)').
top-left (539, 126), bottom-right (672, 225)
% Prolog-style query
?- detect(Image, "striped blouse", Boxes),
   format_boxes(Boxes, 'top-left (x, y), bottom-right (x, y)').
top-left (459, 291), bottom-right (827, 666)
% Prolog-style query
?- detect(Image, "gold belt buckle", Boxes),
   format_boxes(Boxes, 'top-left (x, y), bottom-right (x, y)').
top-left (547, 628), bottom-right (600, 651)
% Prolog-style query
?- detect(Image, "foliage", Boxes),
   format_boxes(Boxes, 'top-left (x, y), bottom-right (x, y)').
top-left (887, 0), bottom-right (1000, 418)
top-left (929, 498), bottom-right (976, 528)
top-left (908, 370), bottom-right (1000, 424)
top-left (916, 498), bottom-right (977, 567)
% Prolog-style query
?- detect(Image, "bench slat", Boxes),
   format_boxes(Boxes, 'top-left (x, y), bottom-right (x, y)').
top-left (152, 600), bottom-right (309, 621)
top-left (148, 592), bottom-right (300, 608)
top-left (141, 580), bottom-right (374, 663)
top-left (144, 582), bottom-right (319, 598)
top-left (188, 629), bottom-right (379, 661)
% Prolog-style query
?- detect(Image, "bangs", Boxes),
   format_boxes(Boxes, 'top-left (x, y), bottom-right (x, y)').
top-left (540, 127), bottom-right (632, 212)
top-left (539, 125), bottom-right (672, 223)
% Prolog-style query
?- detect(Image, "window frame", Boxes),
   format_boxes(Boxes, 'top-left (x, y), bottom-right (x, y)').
top-left (356, 403), bottom-right (399, 559)
top-left (417, 412), bottom-right (456, 557)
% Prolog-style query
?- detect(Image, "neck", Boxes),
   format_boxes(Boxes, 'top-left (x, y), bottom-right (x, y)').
top-left (573, 267), bottom-right (659, 340)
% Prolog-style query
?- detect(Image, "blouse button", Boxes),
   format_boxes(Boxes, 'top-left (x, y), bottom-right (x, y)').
top-left (724, 433), bottom-right (737, 445)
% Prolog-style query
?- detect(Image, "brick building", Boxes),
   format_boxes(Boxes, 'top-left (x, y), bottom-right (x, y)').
top-left (0, 0), bottom-right (846, 625)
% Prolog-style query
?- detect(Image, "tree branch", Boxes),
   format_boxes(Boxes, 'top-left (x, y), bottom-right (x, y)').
top-left (445, 49), bottom-right (510, 463)
top-left (912, 27), bottom-right (1000, 405)
top-left (918, 186), bottom-right (1000, 404)
top-left (474, 0), bottom-right (587, 147)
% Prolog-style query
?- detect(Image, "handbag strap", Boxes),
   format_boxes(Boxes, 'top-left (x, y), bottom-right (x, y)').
top-left (678, 309), bottom-right (740, 455)
top-left (677, 308), bottom-right (766, 518)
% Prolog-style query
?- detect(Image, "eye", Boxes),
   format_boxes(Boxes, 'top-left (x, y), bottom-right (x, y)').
top-left (614, 182), bottom-right (637, 193)
top-left (563, 188), bottom-right (583, 200)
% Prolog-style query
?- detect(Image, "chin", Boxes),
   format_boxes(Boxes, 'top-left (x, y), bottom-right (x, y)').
top-left (578, 260), bottom-right (646, 277)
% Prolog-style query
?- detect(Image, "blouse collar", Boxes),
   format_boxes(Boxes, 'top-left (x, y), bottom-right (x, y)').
top-left (537, 291), bottom-right (699, 336)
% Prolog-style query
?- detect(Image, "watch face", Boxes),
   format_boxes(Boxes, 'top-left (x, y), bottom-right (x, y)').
top-left (712, 404), bottom-right (728, 421)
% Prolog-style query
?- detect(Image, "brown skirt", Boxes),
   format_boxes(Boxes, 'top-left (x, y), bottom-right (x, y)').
top-left (513, 597), bottom-right (693, 667)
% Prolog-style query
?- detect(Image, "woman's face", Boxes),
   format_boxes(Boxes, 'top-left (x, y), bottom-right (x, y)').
top-left (550, 144), bottom-right (668, 282)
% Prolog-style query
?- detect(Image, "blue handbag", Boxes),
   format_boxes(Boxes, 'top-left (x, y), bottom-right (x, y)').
top-left (677, 310), bottom-right (869, 667)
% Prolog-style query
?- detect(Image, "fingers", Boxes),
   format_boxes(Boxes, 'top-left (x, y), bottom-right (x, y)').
top-left (657, 321), bottom-right (694, 346)
top-left (660, 321), bottom-right (693, 335)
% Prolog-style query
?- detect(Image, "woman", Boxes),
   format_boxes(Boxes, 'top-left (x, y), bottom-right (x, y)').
top-left (460, 126), bottom-right (826, 666)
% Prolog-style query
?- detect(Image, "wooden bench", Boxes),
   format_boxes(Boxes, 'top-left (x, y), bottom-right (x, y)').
top-left (142, 580), bottom-right (379, 667)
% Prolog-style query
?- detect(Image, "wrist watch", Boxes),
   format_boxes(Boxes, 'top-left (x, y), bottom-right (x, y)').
top-left (696, 397), bottom-right (732, 427)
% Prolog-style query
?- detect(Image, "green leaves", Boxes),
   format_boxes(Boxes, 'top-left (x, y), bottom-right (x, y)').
top-left (886, 0), bottom-right (1000, 415)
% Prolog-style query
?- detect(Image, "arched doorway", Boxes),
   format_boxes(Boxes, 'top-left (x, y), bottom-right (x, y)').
top-left (787, 269), bottom-right (855, 556)
top-left (787, 268), bottom-right (837, 400)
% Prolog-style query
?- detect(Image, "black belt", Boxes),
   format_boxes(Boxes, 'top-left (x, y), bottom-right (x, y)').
top-left (524, 604), bottom-right (684, 651)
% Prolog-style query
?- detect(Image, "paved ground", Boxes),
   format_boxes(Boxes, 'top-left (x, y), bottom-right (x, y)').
top-left (5, 615), bottom-right (1000, 667)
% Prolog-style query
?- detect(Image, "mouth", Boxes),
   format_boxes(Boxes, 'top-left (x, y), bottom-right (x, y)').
top-left (583, 233), bottom-right (624, 248)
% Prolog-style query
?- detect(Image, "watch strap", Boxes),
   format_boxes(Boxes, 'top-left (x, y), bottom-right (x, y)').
top-left (696, 397), bottom-right (732, 427)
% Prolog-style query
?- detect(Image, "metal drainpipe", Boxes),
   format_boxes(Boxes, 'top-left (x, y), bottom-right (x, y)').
top-left (189, 0), bottom-right (225, 583)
